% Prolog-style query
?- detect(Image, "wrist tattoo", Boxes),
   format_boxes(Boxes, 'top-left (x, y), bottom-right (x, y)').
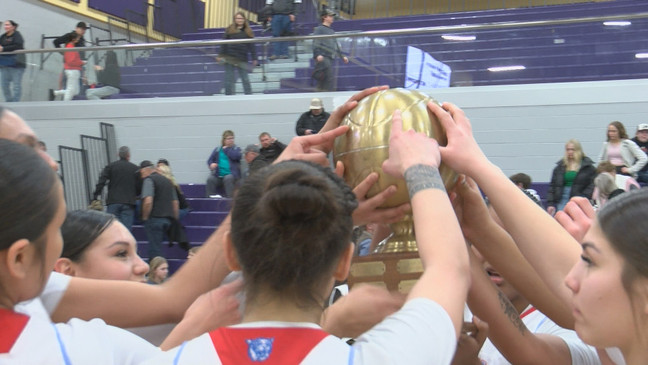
top-left (404, 164), bottom-right (445, 199)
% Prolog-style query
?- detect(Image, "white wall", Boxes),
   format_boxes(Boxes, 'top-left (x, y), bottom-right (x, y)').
top-left (10, 78), bottom-right (648, 184)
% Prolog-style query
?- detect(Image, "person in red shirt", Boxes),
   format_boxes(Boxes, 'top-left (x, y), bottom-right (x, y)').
top-left (52, 34), bottom-right (85, 101)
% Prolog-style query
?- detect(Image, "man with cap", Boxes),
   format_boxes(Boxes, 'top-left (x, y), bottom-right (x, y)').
top-left (139, 160), bottom-right (178, 259)
top-left (53, 21), bottom-right (88, 58)
top-left (312, 9), bottom-right (348, 91)
top-left (632, 123), bottom-right (648, 183)
top-left (243, 144), bottom-right (269, 178)
top-left (295, 97), bottom-right (330, 136)
top-left (92, 145), bottom-right (141, 231)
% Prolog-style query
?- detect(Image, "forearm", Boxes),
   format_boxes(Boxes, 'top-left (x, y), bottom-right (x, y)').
top-left (468, 221), bottom-right (574, 329)
top-left (54, 216), bottom-right (232, 326)
top-left (468, 161), bottom-right (579, 308)
top-left (141, 199), bottom-right (152, 220)
top-left (467, 259), bottom-right (572, 365)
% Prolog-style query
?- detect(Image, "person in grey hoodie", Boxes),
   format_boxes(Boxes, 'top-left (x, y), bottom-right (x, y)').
top-left (312, 9), bottom-right (348, 91)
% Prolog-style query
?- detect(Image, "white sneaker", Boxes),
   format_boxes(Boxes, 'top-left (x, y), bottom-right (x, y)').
top-left (209, 194), bottom-right (222, 198)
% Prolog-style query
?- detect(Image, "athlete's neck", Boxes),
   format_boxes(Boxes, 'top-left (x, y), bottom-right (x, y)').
top-left (243, 292), bottom-right (324, 325)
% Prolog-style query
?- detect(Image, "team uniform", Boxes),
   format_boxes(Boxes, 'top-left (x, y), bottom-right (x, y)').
top-left (143, 298), bottom-right (457, 365)
top-left (478, 306), bottom-right (600, 365)
top-left (2, 272), bottom-right (161, 364)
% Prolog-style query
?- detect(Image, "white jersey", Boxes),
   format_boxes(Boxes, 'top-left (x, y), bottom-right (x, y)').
top-left (0, 309), bottom-right (160, 365)
top-left (479, 306), bottom-right (600, 365)
top-left (15, 272), bottom-right (71, 320)
top-left (143, 298), bottom-right (457, 365)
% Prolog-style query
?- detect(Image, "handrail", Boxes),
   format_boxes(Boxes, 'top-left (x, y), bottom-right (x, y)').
top-left (8, 11), bottom-right (648, 55)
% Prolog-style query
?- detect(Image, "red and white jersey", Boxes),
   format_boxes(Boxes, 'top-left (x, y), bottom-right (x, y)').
top-left (144, 298), bottom-right (457, 365)
top-left (0, 308), bottom-right (160, 365)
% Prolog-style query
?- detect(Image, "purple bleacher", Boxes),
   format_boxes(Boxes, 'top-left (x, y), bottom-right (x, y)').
top-left (88, 0), bottom-right (147, 26)
top-left (153, 0), bottom-right (205, 39)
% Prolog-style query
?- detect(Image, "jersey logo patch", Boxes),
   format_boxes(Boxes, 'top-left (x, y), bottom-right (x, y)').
top-left (246, 337), bottom-right (274, 361)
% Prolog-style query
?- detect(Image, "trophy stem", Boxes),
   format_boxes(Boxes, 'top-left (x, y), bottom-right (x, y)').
top-left (376, 215), bottom-right (418, 253)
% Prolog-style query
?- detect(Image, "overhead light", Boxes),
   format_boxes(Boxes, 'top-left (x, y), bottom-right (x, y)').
top-left (441, 34), bottom-right (476, 41)
top-left (488, 65), bottom-right (526, 72)
top-left (603, 21), bottom-right (631, 26)
top-left (636, 53), bottom-right (648, 59)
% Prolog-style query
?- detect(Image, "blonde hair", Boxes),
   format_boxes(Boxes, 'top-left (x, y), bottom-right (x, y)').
top-left (147, 256), bottom-right (168, 283)
top-left (157, 165), bottom-right (178, 188)
top-left (562, 139), bottom-right (584, 168)
top-left (226, 12), bottom-right (254, 38)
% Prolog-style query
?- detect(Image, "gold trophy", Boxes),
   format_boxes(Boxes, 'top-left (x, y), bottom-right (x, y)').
top-left (333, 88), bottom-right (456, 292)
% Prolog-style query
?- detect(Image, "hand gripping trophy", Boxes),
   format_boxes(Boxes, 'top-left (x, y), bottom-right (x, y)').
top-left (333, 88), bottom-right (456, 291)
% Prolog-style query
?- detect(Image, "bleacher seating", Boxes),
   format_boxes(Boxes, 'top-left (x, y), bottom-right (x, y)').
top-left (131, 184), bottom-right (232, 274)
top-left (112, 0), bottom-right (648, 98)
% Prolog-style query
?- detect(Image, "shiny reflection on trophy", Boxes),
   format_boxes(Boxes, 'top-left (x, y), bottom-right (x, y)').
top-left (333, 88), bottom-right (456, 292)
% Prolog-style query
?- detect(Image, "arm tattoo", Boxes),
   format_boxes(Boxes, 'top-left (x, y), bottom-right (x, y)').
top-left (404, 164), bottom-right (445, 199)
top-left (496, 290), bottom-right (528, 335)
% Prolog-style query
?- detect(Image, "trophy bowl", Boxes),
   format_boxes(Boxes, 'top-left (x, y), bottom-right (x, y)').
top-left (333, 88), bottom-right (456, 253)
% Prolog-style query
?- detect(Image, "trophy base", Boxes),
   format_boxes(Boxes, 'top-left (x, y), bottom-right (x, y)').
top-left (347, 252), bottom-right (422, 293)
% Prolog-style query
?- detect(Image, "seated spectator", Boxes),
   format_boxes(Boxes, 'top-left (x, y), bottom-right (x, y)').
top-left (158, 164), bottom-right (191, 221)
top-left (243, 144), bottom-right (268, 178)
top-left (592, 172), bottom-right (625, 208)
top-left (54, 210), bottom-right (149, 282)
top-left (295, 98), bottom-right (330, 135)
top-left (546, 139), bottom-right (595, 215)
top-left (86, 50), bottom-right (120, 100)
top-left (631, 123), bottom-right (648, 183)
top-left (595, 160), bottom-right (640, 191)
top-left (258, 132), bottom-right (286, 163)
top-left (597, 121), bottom-right (647, 178)
top-left (147, 256), bottom-right (169, 285)
top-left (509, 172), bottom-right (542, 204)
top-left (206, 130), bottom-right (241, 198)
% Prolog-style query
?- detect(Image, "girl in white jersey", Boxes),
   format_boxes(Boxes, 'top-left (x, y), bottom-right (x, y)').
top-left (0, 139), bottom-right (160, 364)
top-left (433, 101), bottom-right (648, 365)
top-left (145, 109), bottom-right (470, 364)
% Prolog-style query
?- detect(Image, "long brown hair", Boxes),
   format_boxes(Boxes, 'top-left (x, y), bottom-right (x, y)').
top-left (226, 12), bottom-right (254, 38)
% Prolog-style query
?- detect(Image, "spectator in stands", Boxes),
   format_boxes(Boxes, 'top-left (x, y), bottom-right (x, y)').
top-left (52, 21), bottom-right (88, 92)
top-left (51, 34), bottom-right (85, 101)
top-left (509, 172), bottom-right (541, 203)
top-left (631, 123), bottom-right (648, 183)
top-left (93, 145), bottom-right (140, 231)
top-left (55, 210), bottom-right (149, 282)
top-left (217, 12), bottom-right (257, 96)
top-left (53, 21), bottom-right (88, 53)
top-left (145, 113), bottom-right (470, 363)
top-left (157, 158), bottom-right (170, 168)
top-left (158, 164), bottom-right (191, 221)
top-left (595, 160), bottom-right (640, 192)
top-left (140, 160), bottom-right (179, 259)
top-left (258, 131), bottom-right (286, 163)
top-left (312, 9), bottom-right (349, 92)
top-left (592, 172), bottom-right (625, 209)
top-left (206, 130), bottom-right (242, 198)
top-left (243, 143), bottom-right (268, 178)
top-left (546, 139), bottom-right (595, 215)
top-left (147, 256), bottom-right (169, 285)
top-left (266, 0), bottom-right (301, 60)
top-left (597, 120), bottom-right (647, 178)
top-left (86, 50), bottom-right (120, 100)
top-left (295, 97), bottom-right (330, 135)
top-left (0, 20), bottom-right (26, 102)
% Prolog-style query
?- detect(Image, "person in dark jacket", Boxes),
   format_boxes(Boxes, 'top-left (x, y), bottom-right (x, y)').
top-left (206, 130), bottom-right (242, 198)
top-left (0, 20), bottom-right (26, 102)
top-left (93, 146), bottom-right (141, 230)
top-left (295, 98), bottom-right (330, 135)
top-left (546, 139), bottom-right (596, 215)
top-left (53, 21), bottom-right (88, 58)
top-left (218, 12), bottom-right (257, 95)
top-left (266, 0), bottom-right (301, 59)
top-left (312, 9), bottom-right (348, 91)
top-left (86, 51), bottom-right (121, 100)
top-left (258, 132), bottom-right (286, 163)
top-left (140, 160), bottom-right (179, 259)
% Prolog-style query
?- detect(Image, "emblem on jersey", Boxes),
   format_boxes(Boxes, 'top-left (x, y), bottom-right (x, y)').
top-left (246, 337), bottom-right (274, 361)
